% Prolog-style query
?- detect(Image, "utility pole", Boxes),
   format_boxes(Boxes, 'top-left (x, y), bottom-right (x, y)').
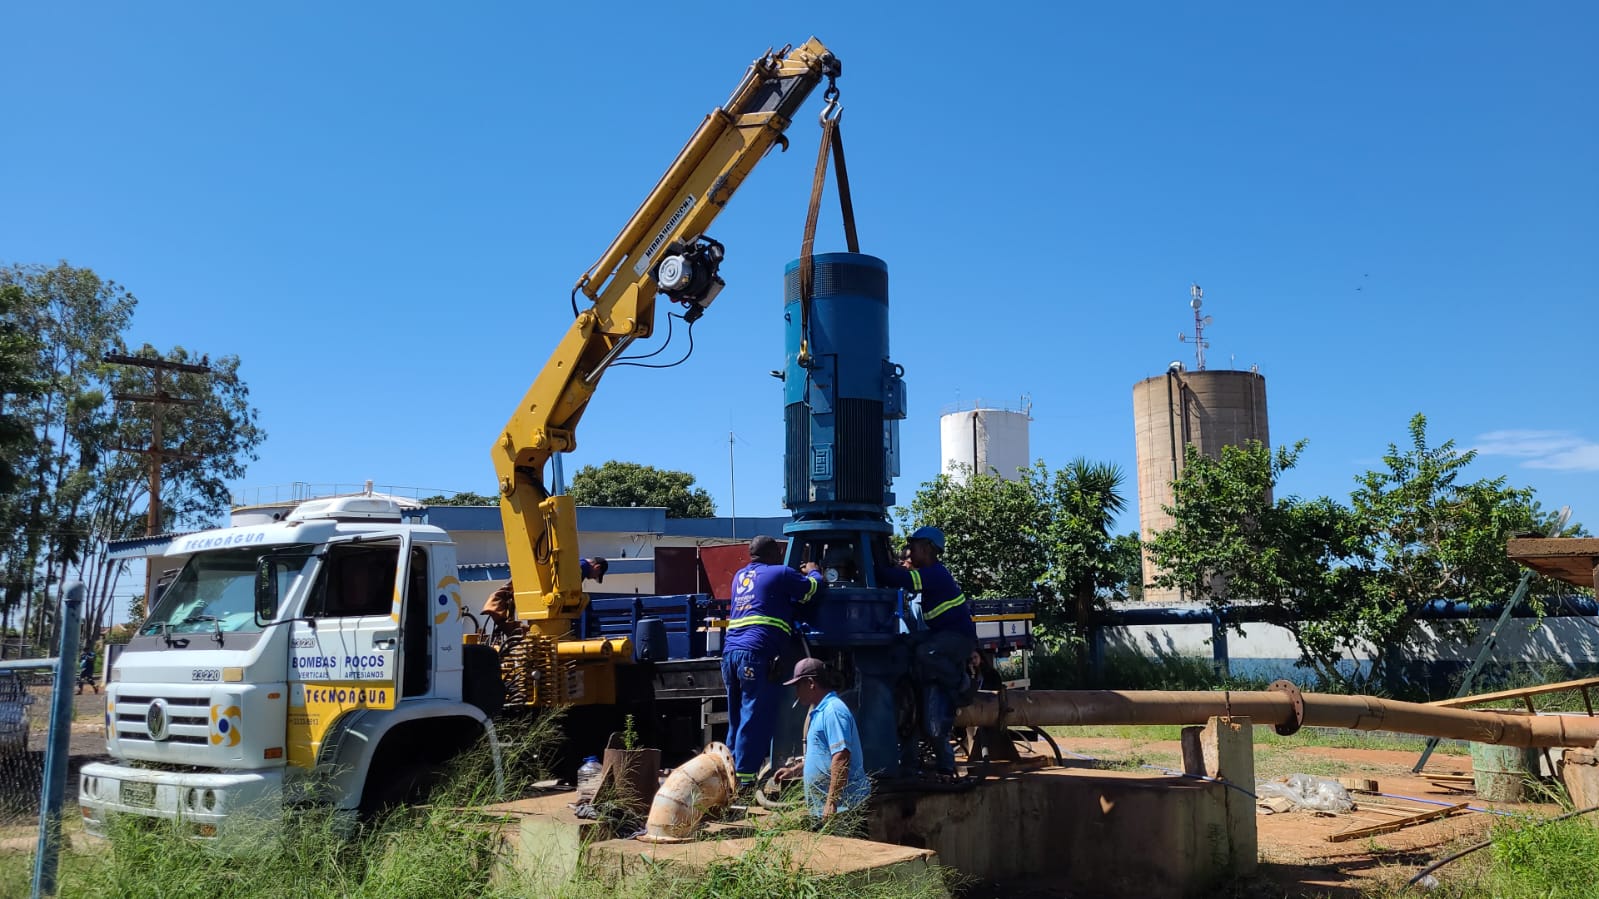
top-left (728, 431), bottom-right (737, 539)
top-left (103, 353), bottom-right (211, 604)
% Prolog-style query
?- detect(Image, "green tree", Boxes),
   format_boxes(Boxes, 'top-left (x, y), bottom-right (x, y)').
top-left (897, 464), bottom-right (1047, 600)
top-left (418, 491), bottom-right (499, 506)
top-left (0, 284), bottom-right (44, 566)
top-left (1, 262), bottom-right (134, 648)
top-left (897, 459), bottom-right (1136, 649)
top-left (1347, 414), bottom-right (1566, 688)
top-left (1144, 440), bottom-right (1371, 686)
top-left (1145, 419), bottom-right (1576, 691)
top-left (568, 461), bottom-right (716, 518)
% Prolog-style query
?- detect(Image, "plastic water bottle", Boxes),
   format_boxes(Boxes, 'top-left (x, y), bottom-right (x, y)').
top-left (576, 756), bottom-right (603, 803)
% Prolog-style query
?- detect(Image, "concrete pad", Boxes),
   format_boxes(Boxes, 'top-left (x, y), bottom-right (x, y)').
top-left (484, 791), bottom-right (942, 895)
top-left (590, 830), bottom-right (943, 894)
top-left (482, 790), bottom-right (617, 893)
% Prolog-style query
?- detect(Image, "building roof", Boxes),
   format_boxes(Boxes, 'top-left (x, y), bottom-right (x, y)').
top-left (107, 504), bottom-right (794, 560)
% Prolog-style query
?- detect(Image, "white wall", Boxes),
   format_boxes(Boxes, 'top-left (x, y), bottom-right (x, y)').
top-left (1104, 616), bottom-right (1599, 681)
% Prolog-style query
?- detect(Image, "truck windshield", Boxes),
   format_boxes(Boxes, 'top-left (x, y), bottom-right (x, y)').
top-left (141, 544), bottom-right (314, 637)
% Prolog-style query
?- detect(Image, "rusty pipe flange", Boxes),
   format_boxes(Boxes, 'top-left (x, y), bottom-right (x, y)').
top-left (1269, 679), bottom-right (1305, 736)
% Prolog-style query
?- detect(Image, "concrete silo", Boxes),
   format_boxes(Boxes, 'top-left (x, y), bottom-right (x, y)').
top-left (940, 402), bottom-right (1032, 484)
top-left (1133, 367), bottom-right (1269, 602)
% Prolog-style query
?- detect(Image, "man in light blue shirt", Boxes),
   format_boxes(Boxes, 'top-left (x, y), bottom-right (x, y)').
top-left (774, 657), bottom-right (869, 821)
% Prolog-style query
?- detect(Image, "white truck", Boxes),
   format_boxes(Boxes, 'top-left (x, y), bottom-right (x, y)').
top-left (79, 495), bottom-right (507, 836)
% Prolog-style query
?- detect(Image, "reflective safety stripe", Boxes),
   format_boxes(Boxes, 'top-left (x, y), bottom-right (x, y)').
top-left (909, 570), bottom-right (923, 592)
top-left (727, 615), bottom-right (793, 634)
top-left (924, 593), bottom-right (966, 620)
top-left (798, 574), bottom-right (819, 604)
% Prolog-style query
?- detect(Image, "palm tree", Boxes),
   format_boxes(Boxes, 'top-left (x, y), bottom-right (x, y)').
top-left (1037, 458), bottom-right (1129, 677)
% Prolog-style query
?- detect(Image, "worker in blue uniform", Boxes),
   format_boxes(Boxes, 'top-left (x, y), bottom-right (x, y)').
top-left (773, 657), bottom-right (870, 824)
top-left (876, 526), bottom-right (976, 780)
top-left (722, 535), bottom-right (824, 791)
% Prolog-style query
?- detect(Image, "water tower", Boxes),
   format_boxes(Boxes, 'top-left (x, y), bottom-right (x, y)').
top-left (1132, 286), bottom-right (1269, 602)
top-left (939, 399), bottom-right (1032, 483)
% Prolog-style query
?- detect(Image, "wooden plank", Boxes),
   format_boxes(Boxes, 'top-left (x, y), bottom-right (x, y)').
top-left (1327, 803), bottom-right (1470, 843)
top-left (1354, 806), bottom-right (1416, 818)
top-left (1430, 676), bottom-right (1599, 708)
top-left (1357, 799), bottom-right (1438, 814)
top-left (1507, 538), bottom-right (1599, 589)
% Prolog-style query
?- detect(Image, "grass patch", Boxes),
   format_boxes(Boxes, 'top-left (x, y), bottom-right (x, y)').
top-left (1483, 814), bottom-right (1599, 899)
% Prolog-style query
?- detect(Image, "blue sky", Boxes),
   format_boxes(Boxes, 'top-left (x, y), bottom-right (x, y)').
top-left (4, 3), bottom-right (1596, 536)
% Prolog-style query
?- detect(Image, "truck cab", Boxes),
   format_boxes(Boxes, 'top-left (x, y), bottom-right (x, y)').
top-left (80, 495), bottom-right (498, 836)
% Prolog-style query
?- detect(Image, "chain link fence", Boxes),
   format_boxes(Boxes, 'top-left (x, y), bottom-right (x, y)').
top-left (2, 585), bottom-right (94, 897)
top-left (0, 659), bottom-right (64, 831)
top-left (3, 655), bottom-right (105, 825)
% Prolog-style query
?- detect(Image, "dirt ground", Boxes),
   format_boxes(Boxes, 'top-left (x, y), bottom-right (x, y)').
top-left (1032, 731), bottom-right (1557, 898)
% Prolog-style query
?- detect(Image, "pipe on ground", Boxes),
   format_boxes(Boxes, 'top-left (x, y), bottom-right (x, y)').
top-left (638, 741), bottom-right (737, 844)
top-left (954, 686), bottom-right (1599, 749)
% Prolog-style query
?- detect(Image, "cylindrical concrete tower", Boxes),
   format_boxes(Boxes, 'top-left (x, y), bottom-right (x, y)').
top-left (1133, 368), bottom-right (1269, 602)
top-left (939, 407), bottom-right (1031, 483)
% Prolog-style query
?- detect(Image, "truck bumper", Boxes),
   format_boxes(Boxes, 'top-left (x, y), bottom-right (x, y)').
top-left (78, 761), bottom-right (283, 838)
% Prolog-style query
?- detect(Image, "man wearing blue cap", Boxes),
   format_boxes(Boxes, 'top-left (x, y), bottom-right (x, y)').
top-left (876, 526), bottom-right (975, 780)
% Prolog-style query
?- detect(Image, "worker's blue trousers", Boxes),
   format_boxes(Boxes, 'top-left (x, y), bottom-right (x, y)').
top-left (722, 648), bottom-right (782, 782)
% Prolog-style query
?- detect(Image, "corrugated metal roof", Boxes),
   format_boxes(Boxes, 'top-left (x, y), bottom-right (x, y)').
top-left (106, 531), bottom-right (200, 560)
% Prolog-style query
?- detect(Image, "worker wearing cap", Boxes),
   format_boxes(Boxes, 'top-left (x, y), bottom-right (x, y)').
top-left (875, 526), bottom-right (976, 779)
top-left (722, 535), bottom-right (824, 791)
top-left (774, 657), bottom-right (869, 823)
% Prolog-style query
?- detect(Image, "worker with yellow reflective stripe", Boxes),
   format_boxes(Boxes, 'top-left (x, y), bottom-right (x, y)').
top-left (722, 535), bottom-right (824, 789)
top-left (876, 526), bottom-right (976, 780)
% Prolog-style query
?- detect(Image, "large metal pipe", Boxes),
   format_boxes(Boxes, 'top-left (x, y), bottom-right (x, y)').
top-left (955, 687), bottom-right (1599, 749)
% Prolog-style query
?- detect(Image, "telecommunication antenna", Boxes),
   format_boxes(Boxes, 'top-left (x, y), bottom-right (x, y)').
top-left (1177, 283), bottom-right (1213, 371)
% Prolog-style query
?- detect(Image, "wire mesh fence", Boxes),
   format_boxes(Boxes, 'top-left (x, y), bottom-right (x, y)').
top-left (0, 659), bottom-right (73, 830)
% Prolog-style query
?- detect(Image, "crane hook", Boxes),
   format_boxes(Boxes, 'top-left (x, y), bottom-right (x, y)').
top-left (819, 78), bottom-right (842, 125)
top-left (819, 93), bottom-right (842, 125)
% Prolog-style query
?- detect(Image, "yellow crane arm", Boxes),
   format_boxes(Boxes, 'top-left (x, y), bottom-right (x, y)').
top-left (491, 39), bottom-right (839, 702)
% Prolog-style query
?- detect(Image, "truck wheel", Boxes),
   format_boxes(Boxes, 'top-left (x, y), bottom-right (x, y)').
top-left (360, 763), bottom-right (444, 819)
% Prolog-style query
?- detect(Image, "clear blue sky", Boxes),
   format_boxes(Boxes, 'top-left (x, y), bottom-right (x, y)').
top-left (4, 4), bottom-right (1596, 535)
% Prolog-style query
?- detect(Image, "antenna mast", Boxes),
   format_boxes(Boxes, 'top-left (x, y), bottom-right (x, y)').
top-left (1178, 284), bottom-right (1213, 371)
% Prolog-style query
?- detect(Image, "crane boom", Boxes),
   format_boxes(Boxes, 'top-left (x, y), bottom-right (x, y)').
top-left (492, 38), bottom-right (840, 706)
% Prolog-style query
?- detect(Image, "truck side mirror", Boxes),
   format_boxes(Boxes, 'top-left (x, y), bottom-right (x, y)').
top-left (255, 560), bottom-right (281, 625)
